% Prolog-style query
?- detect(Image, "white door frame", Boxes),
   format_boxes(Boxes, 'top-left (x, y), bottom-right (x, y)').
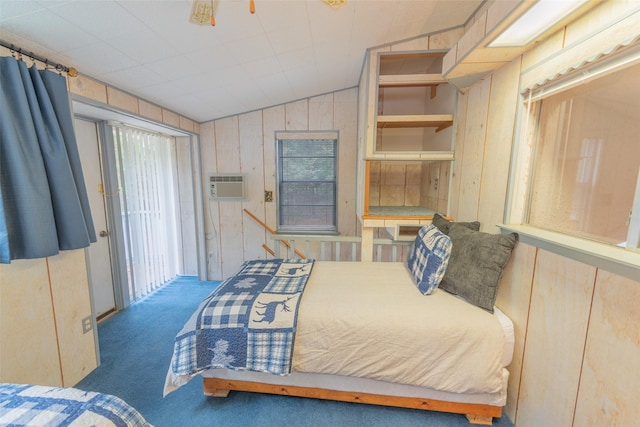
top-left (72, 99), bottom-right (207, 343)
top-left (75, 118), bottom-right (117, 317)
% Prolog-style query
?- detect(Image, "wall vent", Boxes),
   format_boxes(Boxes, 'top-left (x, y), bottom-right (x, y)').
top-left (208, 174), bottom-right (246, 200)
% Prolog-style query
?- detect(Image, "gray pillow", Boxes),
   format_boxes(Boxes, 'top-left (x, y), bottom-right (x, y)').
top-left (439, 224), bottom-right (517, 313)
top-left (431, 213), bottom-right (480, 235)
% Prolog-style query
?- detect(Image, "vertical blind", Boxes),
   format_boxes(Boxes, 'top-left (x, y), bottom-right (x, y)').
top-left (112, 125), bottom-right (179, 301)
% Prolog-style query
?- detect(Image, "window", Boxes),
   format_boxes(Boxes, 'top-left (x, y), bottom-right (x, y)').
top-left (276, 132), bottom-right (338, 233)
top-left (525, 55), bottom-right (640, 251)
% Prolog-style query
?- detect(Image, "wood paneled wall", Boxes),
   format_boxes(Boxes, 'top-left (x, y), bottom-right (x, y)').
top-left (0, 250), bottom-right (96, 387)
top-left (495, 242), bottom-right (640, 427)
top-left (200, 88), bottom-right (359, 280)
top-left (451, 3), bottom-right (640, 425)
top-left (367, 160), bottom-right (449, 214)
top-left (420, 160), bottom-right (450, 214)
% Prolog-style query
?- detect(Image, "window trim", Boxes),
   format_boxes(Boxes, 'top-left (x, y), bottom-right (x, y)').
top-left (498, 224), bottom-right (640, 282)
top-left (275, 131), bottom-right (339, 235)
top-left (504, 43), bottom-right (640, 282)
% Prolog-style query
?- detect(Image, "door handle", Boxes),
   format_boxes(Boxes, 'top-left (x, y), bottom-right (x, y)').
top-left (99, 230), bottom-right (109, 237)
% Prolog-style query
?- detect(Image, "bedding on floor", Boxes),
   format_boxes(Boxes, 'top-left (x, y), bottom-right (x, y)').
top-left (0, 383), bottom-right (152, 427)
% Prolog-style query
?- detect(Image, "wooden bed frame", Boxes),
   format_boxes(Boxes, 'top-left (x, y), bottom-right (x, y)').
top-left (203, 377), bottom-right (501, 425)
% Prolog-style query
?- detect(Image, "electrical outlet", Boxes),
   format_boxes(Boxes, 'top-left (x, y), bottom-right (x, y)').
top-left (82, 316), bottom-right (93, 334)
top-left (264, 190), bottom-right (273, 202)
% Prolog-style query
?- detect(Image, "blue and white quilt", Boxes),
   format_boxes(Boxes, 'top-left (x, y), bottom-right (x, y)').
top-left (165, 258), bottom-right (315, 394)
top-left (0, 383), bottom-right (152, 427)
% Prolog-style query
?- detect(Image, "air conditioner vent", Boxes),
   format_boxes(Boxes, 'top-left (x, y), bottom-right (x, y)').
top-left (209, 174), bottom-right (246, 200)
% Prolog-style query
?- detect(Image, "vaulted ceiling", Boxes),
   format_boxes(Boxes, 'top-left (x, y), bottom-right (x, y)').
top-left (0, 0), bottom-right (483, 123)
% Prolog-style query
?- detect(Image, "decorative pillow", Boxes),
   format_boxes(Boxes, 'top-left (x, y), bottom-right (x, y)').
top-left (439, 224), bottom-right (517, 312)
top-left (407, 224), bottom-right (452, 295)
top-left (431, 213), bottom-right (480, 235)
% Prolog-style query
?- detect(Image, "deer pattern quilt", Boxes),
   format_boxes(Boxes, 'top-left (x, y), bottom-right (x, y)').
top-left (166, 259), bottom-right (315, 393)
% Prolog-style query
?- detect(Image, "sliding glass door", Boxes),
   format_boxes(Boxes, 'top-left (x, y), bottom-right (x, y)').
top-left (112, 124), bottom-right (180, 301)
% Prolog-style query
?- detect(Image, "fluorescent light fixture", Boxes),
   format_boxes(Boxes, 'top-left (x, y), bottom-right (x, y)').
top-left (489, 0), bottom-right (589, 48)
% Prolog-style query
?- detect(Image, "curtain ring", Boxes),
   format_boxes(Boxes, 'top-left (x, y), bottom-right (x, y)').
top-left (12, 48), bottom-right (23, 61)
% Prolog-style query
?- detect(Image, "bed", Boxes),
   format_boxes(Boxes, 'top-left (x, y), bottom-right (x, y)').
top-left (164, 218), bottom-right (517, 425)
top-left (0, 383), bottom-right (152, 427)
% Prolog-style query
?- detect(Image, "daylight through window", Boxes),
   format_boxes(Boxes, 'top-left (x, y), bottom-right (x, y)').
top-left (276, 132), bottom-right (338, 233)
top-left (526, 60), bottom-right (640, 250)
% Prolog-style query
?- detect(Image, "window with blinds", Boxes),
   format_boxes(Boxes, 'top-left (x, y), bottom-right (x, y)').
top-left (276, 132), bottom-right (338, 234)
top-left (112, 124), bottom-right (180, 301)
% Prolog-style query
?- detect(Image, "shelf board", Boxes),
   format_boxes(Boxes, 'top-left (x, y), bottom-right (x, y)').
top-left (365, 151), bottom-right (454, 161)
top-left (378, 73), bottom-right (446, 88)
top-left (363, 214), bottom-right (434, 221)
top-left (377, 114), bottom-right (453, 131)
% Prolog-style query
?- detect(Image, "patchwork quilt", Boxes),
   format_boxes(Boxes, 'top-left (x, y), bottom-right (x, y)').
top-left (165, 258), bottom-right (314, 394)
top-left (0, 383), bottom-right (152, 427)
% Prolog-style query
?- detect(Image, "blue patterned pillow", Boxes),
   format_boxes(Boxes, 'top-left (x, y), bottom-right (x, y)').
top-left (407, 224), bottom-right (452, 295)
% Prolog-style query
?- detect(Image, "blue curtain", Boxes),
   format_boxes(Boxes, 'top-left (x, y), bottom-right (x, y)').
top-left (0, 56), bottom-right (96, 263)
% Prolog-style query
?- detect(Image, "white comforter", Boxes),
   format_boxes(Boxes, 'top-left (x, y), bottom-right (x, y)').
top-left (292, 262), bottom-right (505, 395)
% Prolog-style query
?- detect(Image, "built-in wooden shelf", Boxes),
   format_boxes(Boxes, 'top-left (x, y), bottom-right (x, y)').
top-left (377, 114), bottom-right (453, 132)
top-left (363, 206), bottom-right (438, 222)
top-left (379, 73), bottom-right (446, 98)
top-left (378, 73), bottom-right (446, 88)
top-left (358, 50), bottom-right (456, 232)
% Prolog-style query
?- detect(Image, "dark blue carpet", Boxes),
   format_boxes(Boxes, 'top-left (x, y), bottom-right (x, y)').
top-left (76, 276), bottom-right (514, 427)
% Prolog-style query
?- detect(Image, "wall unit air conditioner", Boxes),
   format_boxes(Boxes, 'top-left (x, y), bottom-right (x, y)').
top-left (208, 174), bottom-right (246, 200)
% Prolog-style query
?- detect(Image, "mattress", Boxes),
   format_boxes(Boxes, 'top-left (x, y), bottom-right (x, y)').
top-left (291, 261), bottom-right (509, 395)
top-left (494, 306), bottom-right (514, 367)
top-left (183, 260), bottom-right (515, 405)
top-left (201, 261), bottom-right (515, 406)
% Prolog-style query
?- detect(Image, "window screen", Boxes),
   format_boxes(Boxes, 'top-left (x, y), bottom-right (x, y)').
top-left (277, 135), bottom-right (337, 233)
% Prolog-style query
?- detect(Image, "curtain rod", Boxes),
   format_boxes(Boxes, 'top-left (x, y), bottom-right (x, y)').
top-left (0, 39), bottom-right (77, 77)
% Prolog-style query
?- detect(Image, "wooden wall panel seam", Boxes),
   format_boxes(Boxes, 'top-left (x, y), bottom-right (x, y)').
top-left (570, 267), bottom-right (599, 427)
top-left (513, 246), bottom-right (538, 426)
top-left (476, 76), bottom-right (493, 219)
top-left (236, 116), bottom-right (246, 261)
top-left (260, 110), bottom-right (269, 253)
top-left (45, 258), bottom-right (65, 386)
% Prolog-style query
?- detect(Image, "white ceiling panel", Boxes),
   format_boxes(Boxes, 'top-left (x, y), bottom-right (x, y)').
top-left (103, 65), bottom-right (166, 91)
top-left (48, 2), bottom-right (143, 41)
top-left (64, 42), bottom-right (139, 75)
top-left (3, 9), bottom-right (100, 52)
top-left (0, 0), bottom-right (483, 123)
